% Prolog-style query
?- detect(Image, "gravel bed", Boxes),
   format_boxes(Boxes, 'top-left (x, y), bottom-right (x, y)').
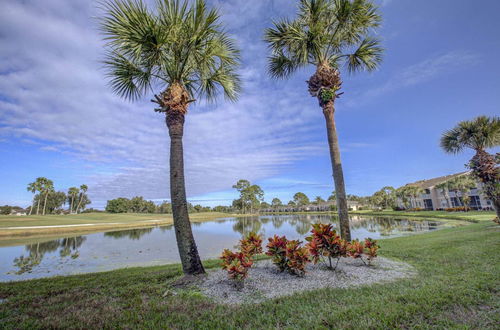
top-left (198, 257), bottom-right (415, 304)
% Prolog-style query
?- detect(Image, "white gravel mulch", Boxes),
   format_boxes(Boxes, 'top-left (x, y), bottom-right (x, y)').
top-left (198, 257), bottom-right (415, 304)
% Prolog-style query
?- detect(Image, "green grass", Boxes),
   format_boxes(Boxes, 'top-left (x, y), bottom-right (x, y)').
top-left (0, 218), bottom-right (498, 328)
top-left (351, 210), bottom-right (496, 222)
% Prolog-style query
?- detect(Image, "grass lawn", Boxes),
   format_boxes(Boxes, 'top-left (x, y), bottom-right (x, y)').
top-left (0, 212), bottom-right (239, 241)
top-left (350, 210), bottom-right (497, 222)
top-left (0, 217), bottom-right (498, 328)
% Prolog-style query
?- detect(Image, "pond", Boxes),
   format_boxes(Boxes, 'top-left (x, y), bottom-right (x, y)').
top-left (0, 214), bottom-right (446, 282)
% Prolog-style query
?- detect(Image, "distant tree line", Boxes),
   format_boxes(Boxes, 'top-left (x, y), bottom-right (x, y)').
top-left (25, 178), bottom-right (90, 215)
top-left (104, 197), bottom-right (229, 214)
top-left (230, 179), bottom-right (367, 213)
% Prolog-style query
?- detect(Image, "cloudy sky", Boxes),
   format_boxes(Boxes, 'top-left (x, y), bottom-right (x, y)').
top-left (1, 0), bottom-right (499, 208)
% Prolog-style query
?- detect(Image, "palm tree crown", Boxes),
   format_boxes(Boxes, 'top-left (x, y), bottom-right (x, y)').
top-left (440, 116), bottom-right (500, 154)
top-left (265, 0), bottom-right (383, 83)
top-left (100, 0), bottom-right (241, 107)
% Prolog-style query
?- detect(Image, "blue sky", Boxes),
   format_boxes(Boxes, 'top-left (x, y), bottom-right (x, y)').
top-left (1, 0), bottom-right (499, 208)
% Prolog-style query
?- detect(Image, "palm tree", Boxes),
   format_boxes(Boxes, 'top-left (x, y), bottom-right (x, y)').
top-left (67, 187), bottom-right (79, 214)
top-left (26, 181), bottom-right (40, 215)
top-left (265, 0), bottom-right (383, 240)
top-left (75, 184), bottom-right (88, 214)
top-left (100, 0), bottom-right (241, 275)
top-left (435, 181), bottom-right (452, 208)
top-left (441, 116), bottom-right (500, 217)
top-left (39, 178), bottom-right (54, 216)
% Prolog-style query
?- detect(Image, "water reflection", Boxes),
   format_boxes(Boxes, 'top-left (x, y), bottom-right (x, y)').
top-left (1, 215), bottom-right (446, 281)
top-left (12, 237), bottom-right (86, 274)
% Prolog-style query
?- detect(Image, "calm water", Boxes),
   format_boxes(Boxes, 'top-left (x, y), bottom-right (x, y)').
top-left (0, 214), bottom-right (444, 282)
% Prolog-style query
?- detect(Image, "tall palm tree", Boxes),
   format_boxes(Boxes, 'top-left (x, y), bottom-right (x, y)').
top-left (75, 184), bottom-right (88, 214)
top-left (26, 181), bottom-right (39, 215)
top-left (441, 116), bottom-right (500, 217)
top-left (68, 187), bottom-right (79, 214)
top-left (100, 0), bottom-right (241, 275)
top-left (40, 178), bottom-right (54, 216)
top-left (265, 0), bottom-right (383, 240)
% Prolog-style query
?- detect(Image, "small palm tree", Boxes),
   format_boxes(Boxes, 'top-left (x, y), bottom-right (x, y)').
top-left (435, 181), bottom-right (452, 208)
top-left (100, 0), bottom-right (241, 275)
top-left (441, 116), bottom-right (500, 217)
top-left (265, 0), bottom-right (383, 240)
top-left (76, 184), bottom-right (88, 214)
top-left (27, 181), bottom-right (40, 215)
top-left (68, 187), bottom-right (79, 214)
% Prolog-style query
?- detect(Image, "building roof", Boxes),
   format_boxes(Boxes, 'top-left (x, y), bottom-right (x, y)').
top-left (404, 171), bottom-right (470, 189)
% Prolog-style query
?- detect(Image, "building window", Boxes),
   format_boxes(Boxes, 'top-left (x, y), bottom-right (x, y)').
top-left (424, 189), bottom-right (431, 194)
top-left (469, 196), bottom-right (481, 207)
top-left (451, 197), bottom-right (463, 207)
top-left (423, 199), bottom-right (433, 210)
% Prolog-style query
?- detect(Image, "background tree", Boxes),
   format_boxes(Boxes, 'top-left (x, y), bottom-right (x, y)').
top-left (293, 192), bottom-right (310, 206)
top-left (105, 198), bottom-right (131, 213)
top-left (232, 180), bottom-right (264, 213)
top-left (265, 0), bottom-right (383, 241)
top-left (441, 116), bottom-right (500, 217)
top-left (396, 186), bottom-right (411, 209)
top-left (313, 196), bottom-right (325, 205)
top-left (101, 0), bottom-right (241, 275)
top-left (448, 175), bottom-right (476, 208)
top-left (157, 201), bottom-right (173, 214)
top-left (328, 190), bottom-right (336, 202)
top-left (75, 184), bottom-right (88, 214)
top-left (26, 181), bottom-right (40, 215)
top-left (271, 198), bottom-right (283, 209)
top-left (67, 187), bottom-right (79, 214)
top-left (435, 181), bottom-right (452, 208)
top-left (39, 178), bottom-right (54, 216)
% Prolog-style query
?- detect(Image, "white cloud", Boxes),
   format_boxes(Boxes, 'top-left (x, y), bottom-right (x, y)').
top-left (0, 0), bottom-right (324, 204)
top-left (348, 50), bottom-right (480, 107)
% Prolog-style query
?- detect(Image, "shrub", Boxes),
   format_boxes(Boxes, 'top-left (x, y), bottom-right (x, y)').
top-left (346, 238), bottom-right (380, 265)
top-left (493, 217), bottom-right (500, 225)
top-left (265, 235), bottom-right (288, 272)
top-left (240, 232), bottom-right (263, 256)
top-left (347, 239), bottom-right (365, 261)
top-left (220, 232), bottom-right (262, 288)
top-left (445, 206), bottom-right (469, 212)
top-left (220, 249), bottom-right (253, 288)
top-left (305, 223), bottom-right (347, 270)
top-left (363, 238), bottom-right (380, 265)
top-left (285, 240), bottom-right (310, 276)
top-left (266, 235), bottom-right (311, 276)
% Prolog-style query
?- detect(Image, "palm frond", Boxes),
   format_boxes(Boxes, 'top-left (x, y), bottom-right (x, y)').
top-left (345, 37), bottom-right (383, 73)
top-left (100, 0), bottom-right (241, 104)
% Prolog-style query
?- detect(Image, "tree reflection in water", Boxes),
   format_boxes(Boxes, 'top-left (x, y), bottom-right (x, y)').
top-left (13, 237), bottom-right (86, 274)
top-left (232, 216), bottom-right (262, 236)
top-left (104, 228), bottom-right (153, 240)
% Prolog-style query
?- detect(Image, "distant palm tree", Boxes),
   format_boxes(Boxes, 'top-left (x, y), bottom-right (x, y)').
top-left (68, 187), bottom-right (79, 214)
top-left (441, 116), bottom-right (500, 217)
top-left (39, 178), bottom-right (54, 216)
top-left (100, 0), bottom-right (241, 275)
top-left (75, 184), bottom-right (88, 214)
top-left (435, 181), bottom-right (452, 208)
top-left (265, 0), bottom-right (383, 240)
top-left (26, 181), bottom-right (40, 215)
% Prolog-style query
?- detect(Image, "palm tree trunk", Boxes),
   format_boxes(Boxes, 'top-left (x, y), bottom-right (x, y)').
top-left (76, 194), bottom-right (83, 214)
top-left (70, 196), bottom-right (74, 214)
top-left (36, 195), bottom-right (40, 215)
top-left (166, 112), bottom-right (205, 275)
top-left (323, 103), bottom-right (351, 241)
top-left (42, 191), bottom-right (48, 215)
top-left (29, 198), bottom-right (34, 215)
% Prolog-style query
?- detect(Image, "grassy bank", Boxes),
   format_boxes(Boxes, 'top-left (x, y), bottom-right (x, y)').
top-left (0, 212), bottom-right (240, 242)
top-left (350, 210), bottom-right (496, 222)
top-left (0, 217), bottom-right (498, 328)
